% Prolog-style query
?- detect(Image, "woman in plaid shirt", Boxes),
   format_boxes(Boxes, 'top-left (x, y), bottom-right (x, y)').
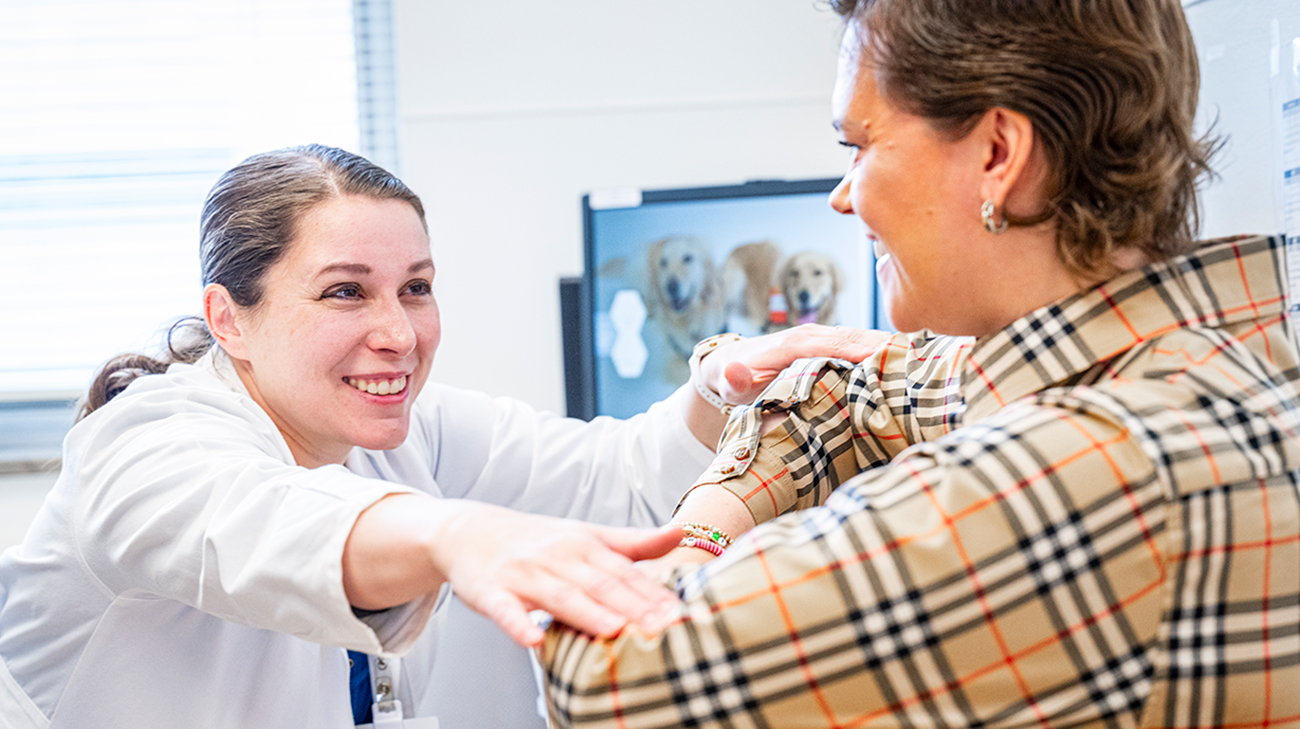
top-left (538, 0), bottom-right (1300, 726)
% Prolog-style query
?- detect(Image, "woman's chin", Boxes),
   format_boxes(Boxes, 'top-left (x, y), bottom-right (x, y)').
top-left (349, 422), bottom-right (411, 452)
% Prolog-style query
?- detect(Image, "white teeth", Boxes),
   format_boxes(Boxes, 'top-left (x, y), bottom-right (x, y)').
top-left (347, 375), bottom-right (407, 395)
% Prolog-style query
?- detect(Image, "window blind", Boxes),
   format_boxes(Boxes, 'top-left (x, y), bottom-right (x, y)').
top-left (0, 0), bottom-right (362, 399)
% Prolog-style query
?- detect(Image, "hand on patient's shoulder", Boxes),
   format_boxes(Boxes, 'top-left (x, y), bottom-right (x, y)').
top-left (706, 324), bottom-right (890, 406)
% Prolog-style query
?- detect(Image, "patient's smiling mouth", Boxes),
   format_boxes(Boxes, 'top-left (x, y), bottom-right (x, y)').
top-left (346, 375), bottom-right (408, 396)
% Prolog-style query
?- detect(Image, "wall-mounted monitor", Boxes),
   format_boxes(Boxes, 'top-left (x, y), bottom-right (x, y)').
top-left (563, 178), bottom-right (884, 420)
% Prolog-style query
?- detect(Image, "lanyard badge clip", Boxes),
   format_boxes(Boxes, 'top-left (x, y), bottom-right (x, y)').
top-left (371, 656), bottom-right (403, 728)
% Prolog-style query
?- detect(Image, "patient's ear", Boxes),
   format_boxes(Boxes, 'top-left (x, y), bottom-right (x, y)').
top-left (203, 283), bottom-right (250, 360)
top-left (974, 107), bottom-right (1044, 216)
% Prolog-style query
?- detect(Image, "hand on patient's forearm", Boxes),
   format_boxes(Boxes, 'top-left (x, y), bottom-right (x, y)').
top-left (430, 503), bottom-right (685, 647)
top-left (344, 496), bottom-right (684, 647)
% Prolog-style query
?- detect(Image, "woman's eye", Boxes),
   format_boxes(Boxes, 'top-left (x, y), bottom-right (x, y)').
top-left (405, 279), bottom-right (433, 296)
top-left (838, 140), bottom-right (861, 152)
top-left (323, 284), bottom-right (362, 300)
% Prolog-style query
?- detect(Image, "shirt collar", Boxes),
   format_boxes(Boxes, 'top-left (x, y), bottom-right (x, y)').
top-left (193, 345), bottom-right (253, 399)
top-left (962, 234), bottom-right (1289, 423)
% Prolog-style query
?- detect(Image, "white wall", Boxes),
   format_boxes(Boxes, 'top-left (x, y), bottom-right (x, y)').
top-left (392, 1), bottom-right (850, 414)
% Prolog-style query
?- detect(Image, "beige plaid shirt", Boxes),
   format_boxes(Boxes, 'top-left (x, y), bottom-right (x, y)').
top-left (540, 234), bottom-right (1300, 729)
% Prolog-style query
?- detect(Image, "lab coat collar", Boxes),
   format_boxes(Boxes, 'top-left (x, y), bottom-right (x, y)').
top-left (192, 346), bottom-right (253, 400)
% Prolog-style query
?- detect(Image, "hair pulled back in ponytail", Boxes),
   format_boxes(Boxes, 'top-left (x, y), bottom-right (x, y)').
top-left (79, 144), bottom-right (425, 420)
top-left (79, 317), bottom-right (213, 419)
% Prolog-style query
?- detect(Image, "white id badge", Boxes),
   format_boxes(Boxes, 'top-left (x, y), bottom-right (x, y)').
top-left (356, 655), bottom-right (440, 729)
top-left (356, 704), bottom-right (439, 729)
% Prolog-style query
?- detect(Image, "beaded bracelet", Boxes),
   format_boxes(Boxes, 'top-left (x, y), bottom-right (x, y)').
top-left (688, 333), bottom-right (745, 415)
top-left (679, 536), bottom-right (725, 557)
top-left (678, 521), bottom-right (732, 549)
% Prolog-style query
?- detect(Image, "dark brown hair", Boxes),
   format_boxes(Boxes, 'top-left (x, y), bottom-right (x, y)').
top-left (830, 0), bottom-right (1217, 278)
top-left (80, 144), bottom-right (426, 419)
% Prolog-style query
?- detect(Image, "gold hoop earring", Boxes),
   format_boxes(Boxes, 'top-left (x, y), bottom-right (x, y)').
top-left (981, 199), bottom-right (1008, 235)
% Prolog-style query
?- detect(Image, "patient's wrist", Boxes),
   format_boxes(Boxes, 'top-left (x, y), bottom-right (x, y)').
top-left (689, 333), bottom-right (744, 413)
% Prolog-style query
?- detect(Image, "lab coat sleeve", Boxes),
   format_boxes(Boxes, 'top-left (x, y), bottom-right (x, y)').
top-left (415, 383), bottom-right (716, 526)
top-left (66, 372), bottom-right (439, 655)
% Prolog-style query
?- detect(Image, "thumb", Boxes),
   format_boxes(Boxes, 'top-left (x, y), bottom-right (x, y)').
top-left (719, 360), bottom-right (758, 403)
top-left (592, 524), bottom-right (684, 561)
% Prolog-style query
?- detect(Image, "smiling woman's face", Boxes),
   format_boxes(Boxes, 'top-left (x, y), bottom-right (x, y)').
top-left (827, 28), bottom-right (991, 336)
top-left (222, 194), bottom-right (440, 467)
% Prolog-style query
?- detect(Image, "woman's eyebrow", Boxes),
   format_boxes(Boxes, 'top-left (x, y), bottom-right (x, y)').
top-left (318, 262), bottom-right (371, 276)
top-left (315, 260), bottom-right (432, 277)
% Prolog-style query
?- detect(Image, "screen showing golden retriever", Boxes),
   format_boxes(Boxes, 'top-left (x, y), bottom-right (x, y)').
top-left (587, 182), bottom-right (882, 418)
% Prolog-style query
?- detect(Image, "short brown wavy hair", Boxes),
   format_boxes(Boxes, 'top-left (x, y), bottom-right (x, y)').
top-left (830, 0), bottom-right (1217, 278)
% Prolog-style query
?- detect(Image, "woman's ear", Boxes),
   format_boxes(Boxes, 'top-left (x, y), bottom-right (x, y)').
top-left (203, 283), bottom-right (249, 359)
top-left (974, 107), bottom-right (1044, 217)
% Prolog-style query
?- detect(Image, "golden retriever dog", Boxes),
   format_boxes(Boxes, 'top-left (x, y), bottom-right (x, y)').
top-left (720, 241), bottom-right (781, 337)
top-left (644, 236), bottom-right (725, 377)
top-left (777, 250), bottom-right (843, 327)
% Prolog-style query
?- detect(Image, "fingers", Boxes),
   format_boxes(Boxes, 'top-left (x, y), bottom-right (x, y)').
top-left (792, 324), bottom-right (890, 362)
top-left (637, 545), bottom-right (718, 584)
top-left (703, 325), bottom-right (891, 405)
top-left (540, 551), bottom-right (677, 637)
top-left (592, 523), bottom-right (684, 561)
top-left (446, 518), bottom-right (683, 647)
top-left (579, 524), bottom-right (684, 626)
top-left (477, 588), bottom-right (546, 647)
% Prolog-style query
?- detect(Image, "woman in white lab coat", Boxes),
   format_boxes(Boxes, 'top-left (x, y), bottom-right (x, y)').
top-left (0, 144), bottom-right (881, 729)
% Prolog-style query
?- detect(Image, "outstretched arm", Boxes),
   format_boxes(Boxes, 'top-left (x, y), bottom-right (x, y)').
top-left (343, 495), bottom-right (685, 647)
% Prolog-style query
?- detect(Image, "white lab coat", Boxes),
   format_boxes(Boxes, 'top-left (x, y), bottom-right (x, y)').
top-left (0, 349), bottom-right (713, 728)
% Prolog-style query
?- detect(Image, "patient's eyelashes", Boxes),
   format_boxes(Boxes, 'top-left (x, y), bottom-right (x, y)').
top-left (404, 279), bottom-right (433, 296)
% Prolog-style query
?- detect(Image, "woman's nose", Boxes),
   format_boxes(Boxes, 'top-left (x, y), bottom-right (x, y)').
top-left (368, 298), bottom-right (417, 354)
top-left (829, 175), bottom-right (854, 215)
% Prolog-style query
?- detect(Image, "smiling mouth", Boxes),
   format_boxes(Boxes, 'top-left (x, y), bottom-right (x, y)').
top-left (346, 375), bottom-right (408, 396)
